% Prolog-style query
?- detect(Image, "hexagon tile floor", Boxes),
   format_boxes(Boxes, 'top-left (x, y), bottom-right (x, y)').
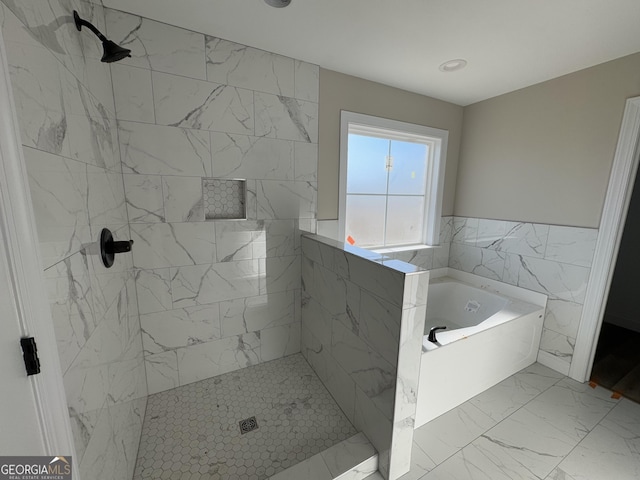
top-left (133, 354), bottom-right (357, 479)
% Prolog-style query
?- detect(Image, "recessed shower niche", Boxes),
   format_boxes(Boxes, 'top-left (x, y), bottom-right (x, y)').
top-left (203, 178), bottom-right (247, 220)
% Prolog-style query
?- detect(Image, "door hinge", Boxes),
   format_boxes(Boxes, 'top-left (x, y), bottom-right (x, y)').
top-left (20, 337), bottom-right (41, 376)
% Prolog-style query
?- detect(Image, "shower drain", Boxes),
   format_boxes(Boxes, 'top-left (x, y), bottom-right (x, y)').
top-left (239, 416), bottom-right (258, 434)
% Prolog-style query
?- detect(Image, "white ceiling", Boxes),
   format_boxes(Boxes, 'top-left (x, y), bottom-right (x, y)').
top-left (103, 0), bottom-right (640, 106)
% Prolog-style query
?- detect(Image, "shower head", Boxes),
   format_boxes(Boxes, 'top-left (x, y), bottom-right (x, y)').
top-left (73, 11), bottom-right (131, 63)
top-left (264, 0), bottom-right (291, 7)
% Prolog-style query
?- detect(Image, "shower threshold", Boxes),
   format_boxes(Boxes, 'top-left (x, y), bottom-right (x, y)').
top-left (133, 353), bottom-right (357, 480)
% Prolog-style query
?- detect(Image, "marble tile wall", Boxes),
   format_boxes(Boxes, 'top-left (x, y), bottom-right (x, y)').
top-left (1, 1), bottom-right (147, 479)
top-left (382, 216), bottom-right (453, 270)
top-left (447, 216), bottom-right (598, 374)
top-left (104, 10), bottom-right (319, 394)
top-left (301, 234), bottom-right (428, 480)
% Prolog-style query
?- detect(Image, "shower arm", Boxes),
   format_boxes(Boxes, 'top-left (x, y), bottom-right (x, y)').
top-left (73, 11), bottom-right (108, 42)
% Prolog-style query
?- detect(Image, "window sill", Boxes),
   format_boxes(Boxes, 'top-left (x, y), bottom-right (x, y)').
top-left (371, 244), bottom-right (439, 254)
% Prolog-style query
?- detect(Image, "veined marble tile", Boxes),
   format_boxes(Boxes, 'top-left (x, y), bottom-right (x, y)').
top-left (353, 386), bottom-right (392, 478)
top-left (134, 268), bottom-right (172, 314)
top-left (262, 219), bottom-right (296, 258)
top-left (206, 36), bottom-right (294, 97)
top-left (433, 243), bottom-right (450, 269)
top-left (109, 399), bottom-right (146, 480)
top-left (449, 243), bottom-right (505, 281)
top-left (123, 174), bottom-right (165, 223)
top-left (141, 304), bottom-right (221, 354)
top-left (145, 350), bottom-right (179, 394)
top-left (170, 260), bottom-right (261, 307)
top-left (260, 322), bottom-right (301, 362)
top-left (69, 53), bottom-right (116, 115)
top-left (214, 220), bottom-right (263, 262)
top-left (552, 418), bottom-right (640, 480)
top-left (392, 248), bottom-right (434, 270)
top-left (398, 442), bottom-right (437, 480)
top-left (162, 176), bottom-right (204, 222)
top-left (259, 255), bottom-right (301, 294)
top-left (512, 255), bottom-right (590, 303)
top-left (105, 9), bottom-right (206, 79)
top-left (475, 218), bottom-right (507, 248)
top-left (119, 121), bottom-right (211, 176)
top-left (176, 333), bottom-right (260, 385)
top-left (539, 328), bottom-right (575, 364)
top-left (130, 222), bottom-right (216, 269)
top-left (269, 452), bottom-right (332, 480)
top-left (257, 180), bottom-right (317, 220)
top-left (152, 71), bottom-right (254, 134)
top-left (301, 294), bottom-right (332, 347)
top-left (294, 60), bottom-right (319, 103)
top-left (439, 216), bottom-right (454, 244)
top-left (549, 399), bottom-right (640, 479)
top-left (86, 167), bottom-right (128, 226)
top-left (343, 252), bottom-right (405, 307)
top-left (357, 290), bottom-right (401, 367)
top-left (219, 290), bottom-right (295, 337)
top-left (545, 225), bottom-right (598, 267)
top-left (45, 252), bottom-right (95, 374)
top-left (423, 442), bottom-right (532, 480)
top-left (63, 322), bottom-right (110, 423)
top-left (332, 319), bottom-right (396, 420)
top-left (65, 82), bottom-right (120, 171)
top-left (413, 402), bottom-right (496, 466)
top-left (307, 261), bottom-right (347, 315)
top-left (24, 147), bottom-right (90, 268)
top-left (77, 406), bottom-right (113, 480)
top-left (107, 357), bottom-right (147, 406)
top-left (516, 362), bottom-right (564, 392)
top-left (210, 132), bottom-right (294, 180)
top-left (389, 417), bottom-right (415, 479)
top-left (469, 374), bottom-right (546, 423)
top-left (475, 381), bottom-right (617, 479)
top-left (452, 217), bottom-right (478, 244)
top-left (0, 1), bottom-right (44, 48)
top-left (493, 221), bottom-right (550, 258)
top-left (111, 63), bottom-right (155, 123)
top-left (544, 299), bottom-right (583, 339)
top-left (320, 432), bottom-right (377, 480)
top-left (254, 92), bottom-right (318, 143)
top-left (7, 41), bottom-right (69, 156)
top-left (294, 141), bottom-right (318, 182)
top-left (3, 0), bottom-right (106, 61)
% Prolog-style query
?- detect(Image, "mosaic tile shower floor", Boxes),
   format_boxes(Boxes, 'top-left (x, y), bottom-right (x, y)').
top-left (133, 354), bottom-right (357, 480)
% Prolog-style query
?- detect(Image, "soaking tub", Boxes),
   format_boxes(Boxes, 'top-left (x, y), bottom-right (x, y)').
top-left (415, 268), bottom-right (547, 427)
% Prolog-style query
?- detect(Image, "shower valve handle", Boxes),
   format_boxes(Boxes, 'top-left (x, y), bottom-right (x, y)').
top-left (100, 228), bottom-right (134, 268)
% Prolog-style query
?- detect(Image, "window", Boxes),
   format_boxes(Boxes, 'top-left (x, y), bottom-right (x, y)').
top-left (339, 111), bottom-right (448, 249)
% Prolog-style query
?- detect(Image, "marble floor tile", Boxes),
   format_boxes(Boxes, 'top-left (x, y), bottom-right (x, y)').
top-left (549, 398), bottom-right (640, 480)
top-left (412, 402), bottom-right (496, 465)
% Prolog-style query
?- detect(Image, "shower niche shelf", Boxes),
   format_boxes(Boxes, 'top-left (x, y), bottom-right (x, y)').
top-left (203, 178), bottom-right (246, 220)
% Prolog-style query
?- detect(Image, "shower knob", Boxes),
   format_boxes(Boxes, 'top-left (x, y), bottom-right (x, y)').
top-left (99, 228), bottom-right (134, 268)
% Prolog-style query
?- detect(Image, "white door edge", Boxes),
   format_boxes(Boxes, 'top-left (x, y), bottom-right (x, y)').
top-left (0, 27), bottom-right (79, 476)
top-left (570, 96), bottom-right (640, 382)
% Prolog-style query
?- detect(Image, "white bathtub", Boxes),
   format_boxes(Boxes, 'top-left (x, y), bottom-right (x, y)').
top-left (415, 269), bottom-right (547, 427)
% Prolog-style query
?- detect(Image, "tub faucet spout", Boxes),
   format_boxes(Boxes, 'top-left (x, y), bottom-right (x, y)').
top-left (428, 326), bottom-right (447, 343)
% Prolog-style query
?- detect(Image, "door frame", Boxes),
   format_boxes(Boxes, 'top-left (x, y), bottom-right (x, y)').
top-left (0, 26), bottom-right (78, 475)
top-left (570, 96), bottom-right (640, 382)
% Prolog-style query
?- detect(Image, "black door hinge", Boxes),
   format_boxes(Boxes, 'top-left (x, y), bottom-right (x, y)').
top-left (20, 337), bottom-right (41, 376)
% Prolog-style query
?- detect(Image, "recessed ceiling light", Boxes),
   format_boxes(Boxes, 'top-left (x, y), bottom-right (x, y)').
top-left (264, 0), bottom-right (291, 7)
top-left (439, 59), bottom-right (467, 72)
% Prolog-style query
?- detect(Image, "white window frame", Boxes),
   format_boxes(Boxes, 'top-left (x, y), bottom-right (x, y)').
top-left (338, 110), bottom-right (449, 248)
